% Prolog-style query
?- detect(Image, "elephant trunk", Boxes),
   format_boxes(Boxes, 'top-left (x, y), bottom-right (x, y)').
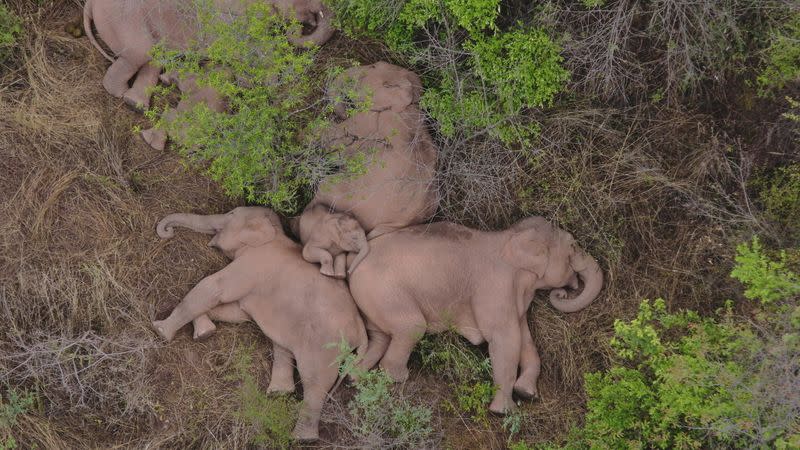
top-left (548, 250), bottom-right (603, 313)
top-left (347, 235), bottom-right (370, 275)
top-left (288, 5), bottom-right (335, 47)
top-left (156, 213), bottom-right (229, 239)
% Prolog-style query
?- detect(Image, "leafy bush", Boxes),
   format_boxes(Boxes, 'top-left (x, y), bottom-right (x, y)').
top-left (731, 237), bottom-right (800, 303)
top-left (332, 340), bottom-right (436, 448)
top-left (230, 346), bottom-right (298, 449)
top-left (414, 332), bottom-right (495, 421)
top-left (537, 241), bottom-right (800, 449)
top-left (331, 0), bottom-right (568, 145)
top-left (752, 164), bottom-right (800, 240)
top-left (0, 4), bottom-right (22, 64)
top-left (0, 389), bottom-right (35, 450)
top-left (150, 2), bottom-right (340, 213)
top-left (758, 13), bottom-right (800, 94)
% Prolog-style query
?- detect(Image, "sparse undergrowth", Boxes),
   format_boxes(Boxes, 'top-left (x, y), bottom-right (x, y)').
top-left (0, 3), bottom-right (21, 65)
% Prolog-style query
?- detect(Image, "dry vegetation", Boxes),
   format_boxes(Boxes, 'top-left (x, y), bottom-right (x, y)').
top-left (0, 0), bottom-right (796, 449)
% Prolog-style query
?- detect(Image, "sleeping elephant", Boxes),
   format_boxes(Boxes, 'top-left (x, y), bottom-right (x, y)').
top-left (84, 0), bottom-right (334, 109)
top-left (346, 217), bottom-right (603, 414)
top-left (296, 203), bottom-right (369, 279)
top-left (293, 62), bottom-right (439, 275)
top-left (152, 206), bottom-right (367, 441)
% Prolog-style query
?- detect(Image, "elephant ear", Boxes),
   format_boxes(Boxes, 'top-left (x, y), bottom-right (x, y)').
top-left (377, 68), bottom-right (422, 112)
top-left (238, 216), bottom-right (276, 248)
top-left (501, 219), bottom-right (554, 277)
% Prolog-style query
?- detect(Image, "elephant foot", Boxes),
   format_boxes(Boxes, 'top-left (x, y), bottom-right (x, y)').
top-left (489, 393), bottom-right (517, 415)
top-left (266, 379), bottom-right (296, 395)
top-left (319, 266), bottom-right (335, 278)
top-left (513, 377), bottom-right (540, 400)
top-left (122, 89), bottom-right (150, 112)
top-left (141, 128), bottom-right (167, 151)
top-left (102, 78), bottom-right (128, 99)
top-left (292, 420), bottom-right (319, 442)
top-left (380, 361), bottom-right (409, 383)
top-left (152, 320), bottom-right (176, 342)
top-left (192, 319), bottom-right (217, 341)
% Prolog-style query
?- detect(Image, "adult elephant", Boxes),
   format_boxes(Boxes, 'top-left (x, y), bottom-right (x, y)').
top-left (346, 216), bottom-right (603, 414)
top-left (294, 62), bottom-right (439, 264)
top-left (84, 0), bottom-right (334, 110)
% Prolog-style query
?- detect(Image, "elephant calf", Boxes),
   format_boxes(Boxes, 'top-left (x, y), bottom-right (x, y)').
top-left (152, 206), bottom-right (367, 441)
top-left (347, 217), bottom-right (603, 414)
top-left (296, 204), bottom-right (369, 278)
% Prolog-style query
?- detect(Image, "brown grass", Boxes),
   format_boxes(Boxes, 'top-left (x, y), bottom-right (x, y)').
top-left (0, 1), bottom-right (783, 449)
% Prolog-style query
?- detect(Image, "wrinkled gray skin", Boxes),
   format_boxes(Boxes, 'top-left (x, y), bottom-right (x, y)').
top-left (152, 206), bottom-right (367, 441)
top-left (84, 0), bottom-right (333, 148)
top-left (296, 203), bottom-right (369, 278)
top-left (347, 217), bottom-right (603, 414)
top-left (294, 62), bottom-right (439, 260)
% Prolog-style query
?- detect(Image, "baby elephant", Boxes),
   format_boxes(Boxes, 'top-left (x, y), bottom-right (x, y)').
top-left (296, 204), bottom-right (369, 278)
top-left (152, 206), bottom-right (367, 441)
top-left (347, 217), bottom-right (603, 414)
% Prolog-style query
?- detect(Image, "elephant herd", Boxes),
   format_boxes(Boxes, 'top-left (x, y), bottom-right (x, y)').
top-left (83, 0), bottom-right (604, 441)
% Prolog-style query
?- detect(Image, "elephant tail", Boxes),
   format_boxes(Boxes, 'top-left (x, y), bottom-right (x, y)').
top-left (84, 0), bottom-right (115, 63)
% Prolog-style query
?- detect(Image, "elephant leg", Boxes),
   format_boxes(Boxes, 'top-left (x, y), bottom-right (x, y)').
top-left (513, 316), bottom-right (541, 400)
top-left (267, 344), bottom-right (296, 394)
top-left (293, 354), bottom-right (338, 442)
top-left (486, 323), bottom-right (522, 414)
top-left (192, 302), bottom-right (250, 341)
top-left (152, 266), bottom-right (249, 341)
top-left (102, 57), bottom-right (142, 98)
top-left (333, 253), bottom-right (347, 279)
top-left (379, 325), bottom-right (424, 383)
top-left (355, 327), bottom-right (390, 374)
top-left (302, 245), bottom-right (335, 277)
top-left (123, 61), bottom-right (161, 111)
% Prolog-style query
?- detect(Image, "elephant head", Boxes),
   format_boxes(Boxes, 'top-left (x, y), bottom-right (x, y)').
top-left (502, 216), bottom-right (603, 313)
top-left (157, 207), bottom-right (280, 258)
top-left (327, 61), bottom-right (423, 118)
top-left (326, 212), bottom-right (370, 274)
top-left (277, 0), bottom-right (335, 47)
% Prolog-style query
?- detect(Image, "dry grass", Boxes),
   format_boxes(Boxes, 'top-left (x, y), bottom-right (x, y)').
top-left (0, 1), bottom-right (787, 449)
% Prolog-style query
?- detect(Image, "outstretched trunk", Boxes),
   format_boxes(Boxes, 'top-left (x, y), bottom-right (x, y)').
top-left (347, 237), bottom-right (370, 275)
top-left (288, 5), bottom-right (335, 47)
top-left (156, 213), bottom-right (230, 238)
top-left (548, 250), bottom-right (603, 313)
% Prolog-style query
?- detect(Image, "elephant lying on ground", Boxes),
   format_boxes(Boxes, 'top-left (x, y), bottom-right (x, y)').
top-left (152, 206), bottom-right (367, 441)
top-left (84, 0), bottom-right (334, 148)
top-left (296, 204), bottom-right (369, 278)
top-left (294, 62), bottom-right (439, 275)
top-left (347, 217), bottom-right (603, 414)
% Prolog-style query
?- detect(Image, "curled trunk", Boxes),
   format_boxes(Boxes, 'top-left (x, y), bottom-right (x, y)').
top-left (347, 237), bottom-right (370, 275)
top-left (156, 213), bottom-right (229, 238)
top-left (549, 250), bottom-right (603, 313)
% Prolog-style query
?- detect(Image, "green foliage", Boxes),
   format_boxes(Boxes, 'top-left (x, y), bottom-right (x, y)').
top-left (549, 244), bottom-right (800, 449)
top-left (0, 4), bottom-right (22, 64)
top-left (330, 0), bottom-right (568, 146)
top-left (731, 237), bottom-right (800, 303)
top-left (0, 389), bottom-right (35, 450)
top-left (231, 346), bottom-right (298, 449)
top-left (753, 164), bottom-right (800, 240)
top-left (758, 13), bottom-right (800, 94)
top-left (414, 332), bottom-right (495, 422)
top-left (332, 339), bottom-right (435, 447)
top-left (150, 2), bottom-right (337, 213)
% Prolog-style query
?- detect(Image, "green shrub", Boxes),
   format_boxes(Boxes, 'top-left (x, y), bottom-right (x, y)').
top-left (150, 2), bottom-right (341, 213)
top-left (332, 339), bottom-right (436, 448)
top-left (753, 164), bottom-right (800, 240)
top-left (758, 13), bottom-right (800, 94)
top-left (537, 240), bottom-right (800, 449)
top-left (230, 346), bottom-right (298, 449)
top-left (330, 0), bottom-right (568, 146)
top-left (731, 237), bottom-right (800, 304)
top-left (0, 389), bottom-right (35, 450)
top-left (414, 332), bottom-right (496, 421)
top-left (0, 4), bottom-right (22, 64)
